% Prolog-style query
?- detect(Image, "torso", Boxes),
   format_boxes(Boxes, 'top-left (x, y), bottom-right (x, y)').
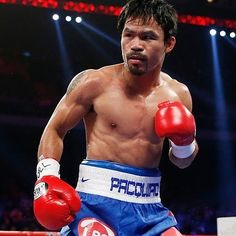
top-left (82, 64), bottom-right (185, 168)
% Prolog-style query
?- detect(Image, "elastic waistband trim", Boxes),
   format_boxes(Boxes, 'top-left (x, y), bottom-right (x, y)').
top-left (76, 160), bottom-right (161, 204)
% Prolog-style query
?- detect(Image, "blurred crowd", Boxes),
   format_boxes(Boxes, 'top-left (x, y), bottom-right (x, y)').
top-left (0, 189), bottom-right (43, 231)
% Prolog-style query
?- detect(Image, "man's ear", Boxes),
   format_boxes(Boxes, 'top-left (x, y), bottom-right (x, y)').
top-left (165, 36), bottom-right (176, 53)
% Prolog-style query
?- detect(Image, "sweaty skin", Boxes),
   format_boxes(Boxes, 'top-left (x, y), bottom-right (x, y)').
top-left (38, 18), bottom-right (198, 169)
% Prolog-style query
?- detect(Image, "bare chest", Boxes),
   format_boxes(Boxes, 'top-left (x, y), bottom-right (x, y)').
top-left (92, 85), bottom-right (176, 138)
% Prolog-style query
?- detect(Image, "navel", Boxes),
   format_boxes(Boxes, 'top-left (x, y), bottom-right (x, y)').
top-left (111, 123), bottom-right (117, 128)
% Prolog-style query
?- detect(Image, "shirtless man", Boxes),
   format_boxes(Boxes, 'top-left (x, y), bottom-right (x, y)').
top-left (33, 0), bottom-right (199, 235)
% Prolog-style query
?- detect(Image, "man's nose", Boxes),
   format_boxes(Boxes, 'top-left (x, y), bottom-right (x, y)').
top-left (131, 37), bottom-right (144, 51)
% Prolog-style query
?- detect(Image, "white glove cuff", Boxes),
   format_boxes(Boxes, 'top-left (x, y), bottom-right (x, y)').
top-left (36, 156), bottom-right (60, 179)
top-left (170, 140), bottom-right (196, 159)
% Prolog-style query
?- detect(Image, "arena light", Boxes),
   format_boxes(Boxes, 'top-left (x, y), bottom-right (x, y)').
top-left (229, 32), bottom-right (236, 38)
top-left (65, 16), bottom-right (72, 22)
top-left (52, 13), bottom-right (59, 21)
top-left (210, 29), bottom-right (217, 36)
top-left (219, 30), bottom-right (226, 37)
top-left (63, 2), bottom-right (121, 16)
top-left (70, 22), bottom-right (115, 61)
top-left (21, 0), bottom-right (58, 8)
top-left (178, 14), bottom-right (236, 30)
top-left (210, 30), bottom-right (235, 206)
top-left (53, 16), bottom-right (73, 87)
top-left (75, 16), bottom-right (82, 23)
top-left (81, 20), bottom-right (119, 47)
top-left (0, 1), bottom-right (236, 29)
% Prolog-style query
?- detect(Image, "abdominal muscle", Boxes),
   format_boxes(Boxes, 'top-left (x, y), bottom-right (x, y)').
top-left (85, 126), bottom-right (164, 169)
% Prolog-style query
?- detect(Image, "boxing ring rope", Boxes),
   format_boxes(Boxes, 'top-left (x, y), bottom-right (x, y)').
top-left (0, 232), bottom-right (59, 236)
top-left (0, 232), bottom-right (216, 236)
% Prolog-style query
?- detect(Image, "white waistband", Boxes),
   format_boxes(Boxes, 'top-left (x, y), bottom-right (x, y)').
top-left (76, 163), bottom-right (161, 204)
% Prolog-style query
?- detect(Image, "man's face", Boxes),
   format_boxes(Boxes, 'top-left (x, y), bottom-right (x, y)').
top-left (121, 17), bottom-right (175, 76)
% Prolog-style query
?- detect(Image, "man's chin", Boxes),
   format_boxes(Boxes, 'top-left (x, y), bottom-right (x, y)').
top-left (128, 65), bottom-right (145, 76)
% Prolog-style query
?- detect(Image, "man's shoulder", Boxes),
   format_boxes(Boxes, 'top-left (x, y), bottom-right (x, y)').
top-left (76, 63), bottom-right (122, 82)
top-left (97, 63), bottom-right (123, 76)
top-left (67, 64), bottom-right (122, 96)
top-left (71, 68), bottom-right (104, 87)
top-left (161, 71), bottom-right (188, 90)
top-left (160, 71), bottom-right (192, 109)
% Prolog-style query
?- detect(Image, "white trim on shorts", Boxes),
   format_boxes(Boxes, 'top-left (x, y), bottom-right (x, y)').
top-left (76, 161), bottom-right (161, 204)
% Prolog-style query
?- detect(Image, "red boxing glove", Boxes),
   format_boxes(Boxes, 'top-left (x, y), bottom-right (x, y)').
top-left (33, 158), bottom-right (81, 230)
top-left (155, 101), bottom-right (196, 158)
top-left (155, 101), bottom-right (196, 145)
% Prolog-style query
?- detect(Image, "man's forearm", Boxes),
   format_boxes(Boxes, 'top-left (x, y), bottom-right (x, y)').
top-left (37, 129), bottom-right (64, 162)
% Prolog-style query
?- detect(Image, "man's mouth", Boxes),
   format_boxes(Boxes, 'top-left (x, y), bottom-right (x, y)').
top-left (129, 56), bottom-right (144, 61)
top-left (127, 53), bottom-right (147, 61)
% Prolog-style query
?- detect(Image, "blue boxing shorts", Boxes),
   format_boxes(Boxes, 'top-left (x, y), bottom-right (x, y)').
top-left (61, 159), bottom-right (178, 236)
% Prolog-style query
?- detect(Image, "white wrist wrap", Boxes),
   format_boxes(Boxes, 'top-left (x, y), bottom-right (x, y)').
top-left (170, 140), bottom-right (196, 159)
top-left (36, 157), bottom-right (60, 179)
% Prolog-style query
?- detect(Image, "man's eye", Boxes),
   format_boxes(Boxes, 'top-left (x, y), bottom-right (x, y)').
top-left (143, 35), bottom-right (154, 40)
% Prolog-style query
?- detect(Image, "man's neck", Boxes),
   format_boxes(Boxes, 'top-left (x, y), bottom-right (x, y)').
top-left (122, 66), bottom-right (162, 96)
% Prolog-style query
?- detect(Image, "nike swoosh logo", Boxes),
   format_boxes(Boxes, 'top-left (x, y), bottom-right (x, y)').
top-left (42, 163), bottom-right (51, 168)
top-left (81, 177), bottom-right (90, 182)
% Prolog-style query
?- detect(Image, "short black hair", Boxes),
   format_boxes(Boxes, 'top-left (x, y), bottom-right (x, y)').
top-left (117, 0), bottom-right (178, 42)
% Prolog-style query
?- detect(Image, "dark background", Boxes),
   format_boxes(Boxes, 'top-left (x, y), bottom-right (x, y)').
top-left (0, 0), bottom-right (236, 233)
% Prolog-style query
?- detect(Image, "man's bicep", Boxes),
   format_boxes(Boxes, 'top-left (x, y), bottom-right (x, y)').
top-left (51, 70), bottom-right (96, 132)
top-left (50, 69), bottom-right (101, 135)
top-left (51, 95), bottom-right (90, 135)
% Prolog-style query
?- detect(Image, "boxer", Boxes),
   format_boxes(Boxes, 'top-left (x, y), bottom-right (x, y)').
top-left (33, 0), bottom-right (199, 235)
